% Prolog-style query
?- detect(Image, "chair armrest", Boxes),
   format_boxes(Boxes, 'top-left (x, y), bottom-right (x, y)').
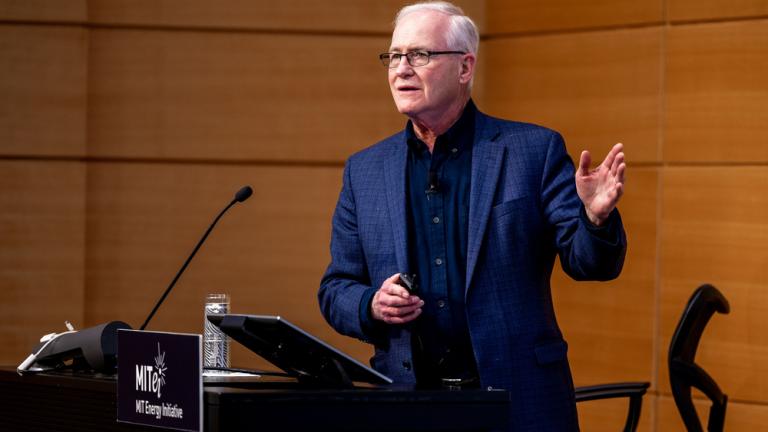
top-left (575, 381), bottom-right (649, 402)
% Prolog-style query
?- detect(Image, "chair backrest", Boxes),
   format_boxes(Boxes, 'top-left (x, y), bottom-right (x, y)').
top-left (668, 284), bottom-right (730, 432)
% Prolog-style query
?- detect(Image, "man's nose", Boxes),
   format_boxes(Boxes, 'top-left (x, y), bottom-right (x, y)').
top-left (393, 57), bottom-right (414, 77)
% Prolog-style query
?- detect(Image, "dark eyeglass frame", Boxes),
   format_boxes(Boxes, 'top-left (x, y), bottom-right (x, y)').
top-left (378, 50), bottom-right (466, 68)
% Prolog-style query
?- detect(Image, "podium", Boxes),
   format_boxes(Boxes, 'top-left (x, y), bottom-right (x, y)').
top-left (0, 367), bottom-right (509, 431)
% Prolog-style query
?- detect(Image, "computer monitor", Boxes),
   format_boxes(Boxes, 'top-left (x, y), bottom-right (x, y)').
top-left (207, 314), bottom-right (392, 387)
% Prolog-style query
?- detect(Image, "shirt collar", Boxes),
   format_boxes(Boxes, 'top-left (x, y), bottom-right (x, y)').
top-left (406, 99), bottom-right (477, 155)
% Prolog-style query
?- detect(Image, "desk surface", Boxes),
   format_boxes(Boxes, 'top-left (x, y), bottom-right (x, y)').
top-left (0, 367), bottom-right (509, 431)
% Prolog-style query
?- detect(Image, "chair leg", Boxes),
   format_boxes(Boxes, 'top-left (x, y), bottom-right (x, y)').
top-left (707, 394), bottom-right (727, 432)
top-left (671, 380), bottom-right (704, 432)
top-left (623, 394), bottom-right (643, 432)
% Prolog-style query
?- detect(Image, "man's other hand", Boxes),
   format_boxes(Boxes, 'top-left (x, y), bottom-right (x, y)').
top-left (371, 273), bottom-right (424, 324)
top-left (576, 143), bottom-right (626, 226)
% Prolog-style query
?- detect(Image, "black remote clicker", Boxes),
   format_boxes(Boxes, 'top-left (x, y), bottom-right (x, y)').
top-left (397, 273), bottom-right (419, 295)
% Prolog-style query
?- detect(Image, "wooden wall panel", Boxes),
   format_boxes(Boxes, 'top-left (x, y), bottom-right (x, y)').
top-left (0, 0), bottom-right (86, 22)
top-left (668, 0), bottom-right (768, 22)
top-left (84, 163), bottom-right (373, 367)
top-left (485, 0), bottom-right (663, 34)
top-left (657, 395), bottom-right (768, 431)
top-left (578, 394), bottom-right (654, 432)
top-left (483, 27), bottom-right (661, 163)
top-left (87, 0), bottom-right (485, 34)
top-left (553, 168), bottom-right (657, 386)
top-left (88, 29), bottom-right (405, 162)
top-left (0, 25), bottom-right (87, 156)
top-left (665, 20), bottom-right (768, 162)
top-left (0, 161), bottom-right (85, 365)
top-left (660, 167), bottom-right (768, 403)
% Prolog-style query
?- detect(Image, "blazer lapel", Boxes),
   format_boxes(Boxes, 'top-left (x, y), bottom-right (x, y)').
top-left (466, 114), bottom-right (504, 295)
top-left (383, 133), bottom-right (410, 274)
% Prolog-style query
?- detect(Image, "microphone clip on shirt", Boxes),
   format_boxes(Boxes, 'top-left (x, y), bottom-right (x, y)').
top-left (426, 170), bottom-right (440, 194)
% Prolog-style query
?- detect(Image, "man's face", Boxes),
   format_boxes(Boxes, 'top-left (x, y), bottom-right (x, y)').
top-left (388, 11), bottom-right (470, 123)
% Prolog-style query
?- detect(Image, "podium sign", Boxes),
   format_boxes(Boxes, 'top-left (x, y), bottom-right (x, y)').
top-left (117, 330), bottom-right (202, 432)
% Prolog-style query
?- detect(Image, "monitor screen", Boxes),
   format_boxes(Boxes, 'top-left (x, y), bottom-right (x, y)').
top-left (207, 314), bottom-right (393, 387)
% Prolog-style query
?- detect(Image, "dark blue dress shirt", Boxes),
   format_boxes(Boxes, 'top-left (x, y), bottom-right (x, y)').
top-left (404, 100), bottom-right (478, 383)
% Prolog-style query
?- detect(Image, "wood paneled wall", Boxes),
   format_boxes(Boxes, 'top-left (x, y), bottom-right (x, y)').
top-left (0, 1), bottom-right (88, 367)
top-left (483, 0), bottom-right (768, 430)
top-left (1, 1), bottom-right (766, 430)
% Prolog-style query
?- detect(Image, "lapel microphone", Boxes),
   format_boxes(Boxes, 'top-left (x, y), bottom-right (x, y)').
top-left (426, 170), bottom-right (440, 194)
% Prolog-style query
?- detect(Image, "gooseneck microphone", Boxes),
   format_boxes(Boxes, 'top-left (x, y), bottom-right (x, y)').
top-left (140, 185), bottom-right (253, 330)
top-left (234, 185), bottom-right (253, 203)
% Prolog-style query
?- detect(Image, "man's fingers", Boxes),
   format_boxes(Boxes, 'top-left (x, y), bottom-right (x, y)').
top-left (373, 276), bottom-right (424, 323)
top-left (601, 143), bottom-right (623, 172)
top-left (383, 307), bottom-right (422, 325)
top-left (578, 150), bottom-right (591, 177)
top-left (383, 283), bottom-right (411, 299)
top-left (379, 300), bottom-right (424, 318)
top-left (372, 273), bottom-right (424, 323)
top-left (381, 273), bottom-right (411, 298)
top-left (379, 293), bottom-right (421, 307)
top-left (609, 142), bottom-right (624, 158)
top-left (383, 272), bottom-right (401, 287)
top-left (610, 153), bottom-right (624, 177)
top-left (616, 162), bottom-right (626, 184)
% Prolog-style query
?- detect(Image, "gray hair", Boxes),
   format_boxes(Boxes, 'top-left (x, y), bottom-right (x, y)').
top-left (394, 1), bottom-right (479, 56)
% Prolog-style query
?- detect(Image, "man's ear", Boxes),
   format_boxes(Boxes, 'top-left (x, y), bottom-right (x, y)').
top-left (458, 54), bottom-right (476, 84)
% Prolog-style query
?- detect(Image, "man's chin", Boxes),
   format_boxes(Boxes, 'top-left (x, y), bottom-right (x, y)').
top-left (393, 101), bottom-right (419, 117)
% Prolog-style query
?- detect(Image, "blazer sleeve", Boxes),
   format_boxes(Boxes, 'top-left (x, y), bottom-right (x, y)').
top-left (318, 158), bottom-right (379, 343)
top-left (540, 131), bottom-right (627, 281)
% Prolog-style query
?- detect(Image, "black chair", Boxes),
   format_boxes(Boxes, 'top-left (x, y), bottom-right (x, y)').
top-left (575, 381), bottom-right (650, 431)
top-left (669, 284), bottom-right (730, 432)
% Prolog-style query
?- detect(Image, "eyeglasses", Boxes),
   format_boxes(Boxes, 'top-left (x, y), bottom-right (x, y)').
top-left (379, 50), bottom-right (466, 68)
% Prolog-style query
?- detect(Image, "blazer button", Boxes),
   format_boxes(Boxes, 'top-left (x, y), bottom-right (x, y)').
top-left (402, 361), bottom-right (412, 371)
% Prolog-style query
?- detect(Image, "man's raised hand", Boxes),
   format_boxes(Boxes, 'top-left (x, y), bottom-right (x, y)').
top-left (575, 143), bottom-right (626, 226)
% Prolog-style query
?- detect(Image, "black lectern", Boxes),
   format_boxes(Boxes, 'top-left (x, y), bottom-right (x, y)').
top-left (0, 367), bottom-right (509, 431)
top-left (4, 312), bottom-right (509, 431)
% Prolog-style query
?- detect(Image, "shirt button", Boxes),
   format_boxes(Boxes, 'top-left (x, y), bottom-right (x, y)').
top-left (437, 299), bottom-right (446, 308)
top-left (402, 361), bottom-right (412, 371)
top-left (432, 216), bottom-right (440, 224)
top-left (435, 258), bottom-right (443, 266)
top-left (451, 148), bottom-right (458, 153)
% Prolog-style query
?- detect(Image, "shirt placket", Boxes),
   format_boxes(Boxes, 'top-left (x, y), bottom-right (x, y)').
top-left (426, 151), bottom-right (451, 336)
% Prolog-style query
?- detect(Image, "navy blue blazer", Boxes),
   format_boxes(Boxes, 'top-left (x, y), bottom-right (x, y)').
top-left (319, 110), bottom-right (626, 431)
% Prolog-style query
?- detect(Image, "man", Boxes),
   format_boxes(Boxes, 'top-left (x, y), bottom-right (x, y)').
top-left (319, 2), bottom-right (626, 430)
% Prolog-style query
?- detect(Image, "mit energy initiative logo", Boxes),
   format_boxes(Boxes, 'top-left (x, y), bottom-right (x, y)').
top-left (118, 331), bottom-right (194, 427)
top-left (136, 343), bottom-right (167, 398)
